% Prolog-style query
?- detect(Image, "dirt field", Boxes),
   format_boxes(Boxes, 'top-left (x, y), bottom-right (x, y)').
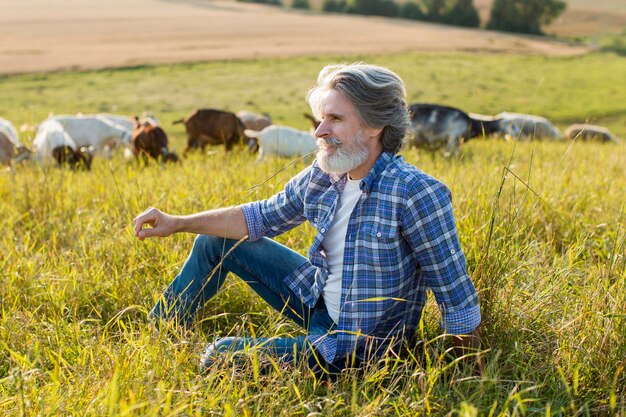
top-left (0, 0), bottom-right (592, 75)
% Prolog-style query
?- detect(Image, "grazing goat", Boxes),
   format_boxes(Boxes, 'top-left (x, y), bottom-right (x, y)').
top-left (236, 111), bottom-right (272, 132)
top-left (33, 119), bottom-right (94, 170)
top-left (564, 124), bottom-right (619, 143)
top-left (467, 113), bottom-right (502, 138)
top-left (245, 125), bottom-right (318, 161)
top-left (407, 103), bottom-right (484, 156)
top-left (0, 117), bottom-right (31, 167)
top-left (130, 118), bottom-right (179, 163)
top-left (495, 112), bottom-right (563, 141)
top-left (75, 113), bottom-right (158, 132)
top-left (51, 115), bottom-right (133, 156)
top-left (174, 109), bottom-right (248, 154)
top-left (51, 145), bottom-right (94, 171)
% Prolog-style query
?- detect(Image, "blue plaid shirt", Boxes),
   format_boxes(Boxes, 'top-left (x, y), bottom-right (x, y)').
top-left (241, 152), bottom-right (480, 363)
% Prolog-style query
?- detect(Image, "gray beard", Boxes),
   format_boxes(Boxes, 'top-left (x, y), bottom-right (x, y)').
top-left (317, 143), bottom-right (368, 174)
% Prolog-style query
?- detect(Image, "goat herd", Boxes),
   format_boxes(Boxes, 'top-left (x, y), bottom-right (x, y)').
top-left (405, 103), bottom-right (620, 156)
top-left (0, 104), bottom-right (620, 171)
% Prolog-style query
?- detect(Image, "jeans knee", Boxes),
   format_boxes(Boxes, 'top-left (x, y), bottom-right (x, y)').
top-left (192, 234), bottom-right (225, 261)
top-left (199, 337), bottom-right (243, 371)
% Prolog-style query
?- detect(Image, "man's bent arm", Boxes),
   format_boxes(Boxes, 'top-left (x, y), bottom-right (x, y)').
top-left (134, 206), bottom-right (249, 241)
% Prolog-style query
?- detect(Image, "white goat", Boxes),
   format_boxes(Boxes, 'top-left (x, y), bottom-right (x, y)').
top-left (245, 125), bottom-right (318, 161)
top-left (51, 115), bottom-right (132, 157)
top-left (33, 119), bottom-right (78, 162)
top-left (496, 112), bottom-right (563, 141)
top-left (564, 124), bottom-right (619, 143)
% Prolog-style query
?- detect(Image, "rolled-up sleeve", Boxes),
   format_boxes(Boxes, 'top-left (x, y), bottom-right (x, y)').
top-left (240, 165), bottom-right (312, 242)
top-left (241, 202), bottom-right (265, 242)
top-left (441, 304), bottom-right (481, 334)
top-left (401, 181), bottom-right (481, 335)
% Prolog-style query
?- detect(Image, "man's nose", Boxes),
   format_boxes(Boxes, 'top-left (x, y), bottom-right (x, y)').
top-left (314, 119), bottom-right (329, 138)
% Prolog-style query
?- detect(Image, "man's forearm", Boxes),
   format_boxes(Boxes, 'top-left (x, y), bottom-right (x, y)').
top-left (176, 206), bottom-right (249, 239)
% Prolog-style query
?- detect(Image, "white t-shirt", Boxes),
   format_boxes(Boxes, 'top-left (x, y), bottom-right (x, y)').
top-left (321, 177), bottom-right (362, 323)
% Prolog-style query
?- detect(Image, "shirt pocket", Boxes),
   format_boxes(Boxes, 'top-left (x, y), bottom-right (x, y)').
top-left (304, 202), bottom-right (334, 229)
top-left (358, 222), bottom-right (403, 270)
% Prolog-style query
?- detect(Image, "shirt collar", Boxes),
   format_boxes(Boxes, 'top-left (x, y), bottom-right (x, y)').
top-left (360, 151), bottom-right (393, 193)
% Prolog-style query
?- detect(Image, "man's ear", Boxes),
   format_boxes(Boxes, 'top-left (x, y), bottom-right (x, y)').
top-left (366, 126), bottom-right (383, 140)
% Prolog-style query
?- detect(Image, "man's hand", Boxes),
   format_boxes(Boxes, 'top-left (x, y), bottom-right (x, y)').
top-left (451, 329), bottom-right (484, 375)
top-left (133, 207), bottom-right (179, 240)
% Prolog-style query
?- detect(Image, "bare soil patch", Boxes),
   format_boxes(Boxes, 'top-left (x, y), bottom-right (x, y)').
top-left (0, 0), bottom-right (591, 75)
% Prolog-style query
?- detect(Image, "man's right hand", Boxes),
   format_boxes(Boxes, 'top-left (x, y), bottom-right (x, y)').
top-left (133, 207), bottom-right (178, 240)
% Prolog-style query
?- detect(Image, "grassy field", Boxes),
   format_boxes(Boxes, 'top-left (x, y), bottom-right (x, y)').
top-left (2, 51), bottom-right (626, 144)
top-left (1, 52), bottom-right (625, 416)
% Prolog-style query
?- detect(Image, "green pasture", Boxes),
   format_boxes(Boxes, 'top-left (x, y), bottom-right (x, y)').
top-left (1, 52), bottom-right (625, 416)
top-left (1, 51), bottom-right (625, 145)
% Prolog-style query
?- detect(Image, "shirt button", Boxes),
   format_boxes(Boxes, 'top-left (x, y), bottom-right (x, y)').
top-left (321, 228), bottom-right (326, 233)
top-left (451, 249), bottom-right (456, 254)
top-left (314, 217), bottom-right (319, 223)
top-left (376, 232), bottom-right (382, 237)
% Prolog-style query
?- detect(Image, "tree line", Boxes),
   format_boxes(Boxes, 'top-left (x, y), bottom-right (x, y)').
top-left (238, 0), bottom-right (567, 35)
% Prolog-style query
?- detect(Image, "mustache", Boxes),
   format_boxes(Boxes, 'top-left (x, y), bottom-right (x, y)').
top-left (318, 137), bottom-right (342, 147)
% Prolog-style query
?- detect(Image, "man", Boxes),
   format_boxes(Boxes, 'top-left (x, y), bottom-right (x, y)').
top-left (133, 63), bottom-right (481, 373)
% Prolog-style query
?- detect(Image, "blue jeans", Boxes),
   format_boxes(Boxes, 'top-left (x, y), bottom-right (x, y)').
top-left (150, 235), bottom-right (343, 372)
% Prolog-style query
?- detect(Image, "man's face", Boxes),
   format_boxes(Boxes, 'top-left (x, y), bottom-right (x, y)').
top-left (314, 89), bottom-right (373, 175)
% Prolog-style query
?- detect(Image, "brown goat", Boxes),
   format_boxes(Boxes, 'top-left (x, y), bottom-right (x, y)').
top-left (130, 118), bottom-right (179, 163)
top-left (173, 109), bottom-right (248, 154)
top-left (52, 145), bottom-right (94, 170)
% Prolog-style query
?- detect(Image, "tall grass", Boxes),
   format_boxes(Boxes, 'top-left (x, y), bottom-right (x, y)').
top-left (1, 52), bottom-right (625, 415)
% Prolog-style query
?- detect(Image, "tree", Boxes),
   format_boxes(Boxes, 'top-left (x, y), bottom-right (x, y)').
top-left (420, 0), bottom-right (480, 27)
top-left (442, 0), bottom-right (480, 27)
top-left (292, 0), bottom-right (310, 8)
top-left (487, 0), bottom-right (566, 35)
top-left (344, 0), bottom-right (399, 17)
top-left (399, 1), bottom-right (426, 20)
top-left (237, 0), bottom-right (282, 5)
top-left (322, 0), bottom-right (348, 12)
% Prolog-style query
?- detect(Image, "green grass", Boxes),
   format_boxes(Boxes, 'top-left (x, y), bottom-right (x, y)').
top-left (1, 52), bottom-right (625, 416)
top-left (599, 30), bottom-right (626, 56)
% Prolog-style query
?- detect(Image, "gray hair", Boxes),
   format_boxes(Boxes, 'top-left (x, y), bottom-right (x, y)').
top-left (307, 63), bottom-right (411, 154)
